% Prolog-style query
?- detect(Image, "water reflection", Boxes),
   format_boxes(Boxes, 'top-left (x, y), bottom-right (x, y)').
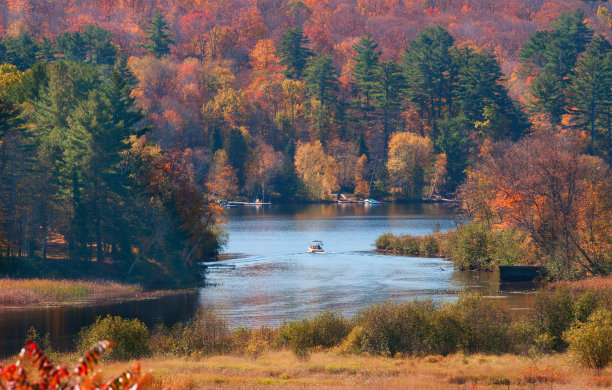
top-left (0, 203), bottom-right (539, 358)
top-left (0, 293), bottom-right (199, 358)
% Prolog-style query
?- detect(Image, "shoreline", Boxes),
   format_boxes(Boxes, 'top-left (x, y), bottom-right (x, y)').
top-left (0, 278), bottom-right (197, 309)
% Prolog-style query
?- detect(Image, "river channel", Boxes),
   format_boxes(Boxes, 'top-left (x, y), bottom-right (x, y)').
top-left (0, 203), bottom-right (537, 357)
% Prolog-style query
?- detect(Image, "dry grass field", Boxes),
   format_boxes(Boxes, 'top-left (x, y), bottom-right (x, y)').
top-left (97, 350), bottom-right (611, 389)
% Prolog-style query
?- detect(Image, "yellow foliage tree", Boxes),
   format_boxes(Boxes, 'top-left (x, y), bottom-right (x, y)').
top-left (386, 132), bottom-right (433, 199)
top-left (207, 150), bottom-right (238, 200)
top-left (249, 39), bottom-right (279, 72)
top-left (294, 140), bottom-right (339, 200)
top-left (354, 154), bottom-right (370, 198)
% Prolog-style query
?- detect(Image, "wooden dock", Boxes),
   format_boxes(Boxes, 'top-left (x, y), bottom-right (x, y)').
top-left (499, 266), bottom-right (546, 282)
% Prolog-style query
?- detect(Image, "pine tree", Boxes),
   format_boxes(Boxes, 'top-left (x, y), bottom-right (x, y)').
top-left (139, 10), bottom-right (174, 58)
top-left (276, 27), bottom-right (313, 79)
top-left (351, 35), bottom-right (380, 126)
top-left (56, 31), bottom-right (88, 62)
top-left (67, 71), bottom-right (146, 262)
top-left (435, 116), bottom-right (471, 192)
top-left (305, 55), bottom-right (338, 105)
top-left (528, 72), bottom-right (566, 123)
top-left (225, 128), bottom-right (249, 185)
top-left (402, 26), bottom-right (455, 139)
top-left (3, 33), bottom-right (39, 71)
top-left (372, 61), bottom-right (404, 148)
top-left (453, 47), bottom-right (527, 140)
top-left (522, 9), bottom-right (594, 123)
top-left (305, 55), bottom-right (339, 140)
top-left (81, 25), bottom-right (117, 66)
top-left (567, 34), bottom-right (612, 155)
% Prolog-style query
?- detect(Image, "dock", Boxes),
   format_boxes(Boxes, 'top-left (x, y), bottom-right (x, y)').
top-left (499, 266), bottom-right (546, 282)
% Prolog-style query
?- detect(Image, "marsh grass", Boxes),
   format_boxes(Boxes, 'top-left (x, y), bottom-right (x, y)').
top-left (0, 278), bottom-right (143, 306)
top-left (93, 350), bottom-right (609, 390)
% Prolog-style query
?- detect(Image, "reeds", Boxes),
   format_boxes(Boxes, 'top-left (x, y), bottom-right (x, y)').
top-left (0, 278), bottom-right (142, 306)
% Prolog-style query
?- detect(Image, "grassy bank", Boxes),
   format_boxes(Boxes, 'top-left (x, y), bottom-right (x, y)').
top-left (0, 278), bottom-right (193, 307)
top-left (376, 223), bottom-right (533, 271)
top-left (2, 283), bottom-right (610, 388)
top-left (66, 350), bottom-right (612, 389)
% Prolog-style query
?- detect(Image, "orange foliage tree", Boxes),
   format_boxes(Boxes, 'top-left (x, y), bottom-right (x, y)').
top-left (458, 131), bottom-right (612, 278)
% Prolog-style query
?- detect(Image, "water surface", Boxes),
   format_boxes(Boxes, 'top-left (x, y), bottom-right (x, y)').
top-left (199, 203), bottom-right (534, 327)
top-left (0, 203), bottom-right (536, 357)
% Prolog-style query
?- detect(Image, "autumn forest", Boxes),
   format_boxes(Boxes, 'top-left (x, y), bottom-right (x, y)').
top-left (0, 0), bottom-right (611, 284)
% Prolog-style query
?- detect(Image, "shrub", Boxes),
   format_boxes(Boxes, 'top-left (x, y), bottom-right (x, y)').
top-left (166, 310), bottom-right (231, 356)
top-left (428, 305), bottom-right (462, 355)
top-left (336, 326), bottom-right (366, 355)
top-left (375, 233), bottom-right (395, 250)
top-left (423, 235), bottom-right (440, 256)
top-left (529, 288), bottom-right (576, 351)
top-left (488, 229), bottom-right (530, 266)
top-left (446, 223), bottom-right (493, 270)
top-left (231, 326), bottom-right (276, 358)
top-left (564, 309), bottom-right (612, 370)
top-left (276, 311), bottom-right (351, 357)
top-left (77, 315), bottom-right (150, 360)
top-left (356, 300), bottom-right (437, 356)
top-left (452, 294), bottom-right (511, 354)
top-left (573, 289), bottom-right (610, 323)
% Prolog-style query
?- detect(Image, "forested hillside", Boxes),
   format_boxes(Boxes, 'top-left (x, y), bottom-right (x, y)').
top-left (0, 0), bottom-right (611, 280)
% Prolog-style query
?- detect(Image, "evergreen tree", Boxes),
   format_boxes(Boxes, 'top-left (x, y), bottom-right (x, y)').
top-left (436, 116), bottom-right (471, 192)
top-left (3, 33), bottom-right (39, 71)
top-left (518, 30), bottom-right (551, 76)
top-left (56, 26), bottom-right (117, 66)
top-left (567, 34), bottom-right (612, 155)
top-left (277, 27), bottom-right (313, 79)
top-left (521, 9), bottom-right (594, 123)
top-left (528, 72), bottom-right (566, 123)
top-left (37, 38), bottom-right (55, 62)
top-left (351, 35), bottom-right (380, 126)
top-left (114, 55), bottom-right (138, 88)
top-left (372, 60), bottom-right (404, 147)
top-left (305, 55), bottom-right (339, 140)
top-left (225, 128), bottom-right (249, 185)
top-left (402, 26), bottom-right (455, 139)
top-left (56, 31), bottom-right (87, 63)
top-left (81, 25), bottom-right (117, 66)
top-left (139, 10), bottom-right (174, 58)
top-left (545, 9), bottom-right (593, 78)
top-left (66, 70), bottom-right (146, 262)
top-left (305, 55), bottom-right (338, 105)
top-left (453, 47), bottom-right (527, 140)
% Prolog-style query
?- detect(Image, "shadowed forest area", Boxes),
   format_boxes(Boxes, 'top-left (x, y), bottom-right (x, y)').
top-left (0, 0), bottom-right (611, 284)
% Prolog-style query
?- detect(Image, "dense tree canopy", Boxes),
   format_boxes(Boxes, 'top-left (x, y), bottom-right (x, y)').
top-left (0, 1), bottom-right (611, 281)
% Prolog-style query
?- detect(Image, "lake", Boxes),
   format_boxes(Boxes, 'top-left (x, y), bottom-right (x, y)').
top-left (0, 203), bottom-right (536, 357)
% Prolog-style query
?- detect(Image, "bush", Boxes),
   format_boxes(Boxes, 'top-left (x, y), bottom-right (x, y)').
top-left (356, 300), bottom-right (437, 356)
top-left (165, 310), bottom-right (231, 356)
top-left (444, 223), bottom-right (530, 270)
top-left (452, 294), bottom-right (511, 354)
top-left (423, 235), bottom-right (440, 256)
top-left (276, 311), bottom-right (351, 358)
top-left (428, 305), bottom-right (462, 356)
top-left (446, 223), bottom-right (493, 270)
top-left (564, 309), bottom-right (612, 370)
top-left (77, 315), bottom-right (150, 360)
top-left (375, 233), bottom-right (396, 250)
top-left (530, 288), bottom-right (578, 351)
top-left (399, 234), bottom-right (420, 255)
top-left (231, 326), bottom-right (276, 358)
